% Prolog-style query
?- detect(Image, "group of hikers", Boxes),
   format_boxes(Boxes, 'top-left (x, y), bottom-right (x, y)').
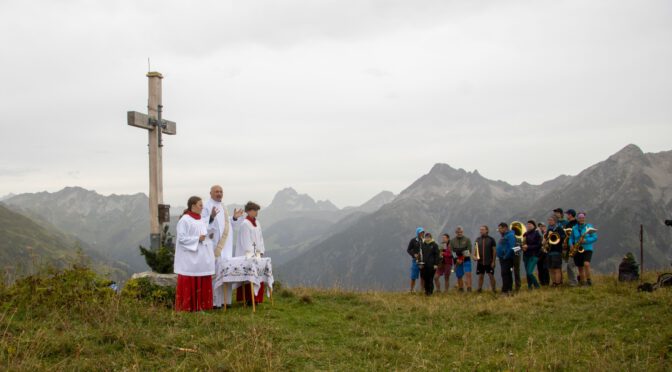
top-left (406, 208), bottom-right (599, 296)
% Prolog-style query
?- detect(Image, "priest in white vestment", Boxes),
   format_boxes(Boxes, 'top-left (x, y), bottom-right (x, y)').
top-left (235, 201), bottom-right (267, 304)
top-left (202, 185), bottom-right (244, 308)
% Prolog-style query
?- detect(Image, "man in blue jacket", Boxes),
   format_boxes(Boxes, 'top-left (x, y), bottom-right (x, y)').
top-left (569, 213), bottom-right (598, 286)
top-left (497, 222), bottom-right (517, 295)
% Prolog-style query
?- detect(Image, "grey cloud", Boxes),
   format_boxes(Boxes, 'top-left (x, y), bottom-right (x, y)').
top-left (0, 167), bottom-right (39, 177)
top-left (363, 68), bottom-right (392, 78)
top-left (1, 1), bottom-right (671, 208)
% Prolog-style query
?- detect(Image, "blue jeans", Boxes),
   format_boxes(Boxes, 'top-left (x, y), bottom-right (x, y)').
top-left (523, 255), bottom-right (540, 289)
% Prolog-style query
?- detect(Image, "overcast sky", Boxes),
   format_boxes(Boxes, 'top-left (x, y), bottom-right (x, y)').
top-left (1, 0), bottom-right (671, 208)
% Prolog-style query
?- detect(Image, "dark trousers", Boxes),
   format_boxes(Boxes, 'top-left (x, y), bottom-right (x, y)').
top-left (513, 253), bottom-right (521, 289)
top-left (421, 266), bottom-right (436, 295)
top-left (537, 252), bottom-right (550, 286)
top-left (500, 258), bottom-right (514, 293)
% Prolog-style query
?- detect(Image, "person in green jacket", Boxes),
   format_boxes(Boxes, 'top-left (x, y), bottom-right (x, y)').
top-left (450, 226), bottom-right (473, 292)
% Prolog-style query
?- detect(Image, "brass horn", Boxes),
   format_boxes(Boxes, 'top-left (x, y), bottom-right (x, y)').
top-left (510, 221), bottom-right (527, 240)
top-left (548, 232), bottom-right (561, 245)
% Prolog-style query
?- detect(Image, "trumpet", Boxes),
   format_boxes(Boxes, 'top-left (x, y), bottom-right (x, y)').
top-left (416, 246), bottom-right (425, 269)
top-left (569, 227), bottom-right (598, 257)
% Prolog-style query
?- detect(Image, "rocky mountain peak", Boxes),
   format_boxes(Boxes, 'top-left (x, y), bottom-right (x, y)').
top-left (608, 144), bottom-right (644, 162)
top-left (315, 200), bottom-right (339, 211)
top-left (268, 187), bottom-right (338, 212)
top-left (273, 187), bottom-right (298, 198)
top-left (427, 163), bottom-right (463, 178)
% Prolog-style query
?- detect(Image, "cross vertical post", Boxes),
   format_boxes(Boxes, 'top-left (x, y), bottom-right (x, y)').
top-left (147, 72), bottom-right (162, 249)
top-left (127, 71), bottom-right (177, 250)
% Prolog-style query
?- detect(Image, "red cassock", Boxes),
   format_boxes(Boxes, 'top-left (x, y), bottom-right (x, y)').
top-left (175, 274), bottom-right (213, 312)
top-left (236, 282), bottom-right (265, 304)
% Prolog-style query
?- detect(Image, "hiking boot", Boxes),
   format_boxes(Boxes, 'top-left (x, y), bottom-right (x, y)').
top-left (477, 288), bottom-right (483, 293)
top-left (586, 279), bottom-right (592, 286)
top-left (467, 287), bottom-right (472, 292)
top-left (458, 288), bottom-right (464, 292)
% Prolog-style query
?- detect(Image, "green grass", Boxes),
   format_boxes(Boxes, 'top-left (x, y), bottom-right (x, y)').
top-left (1, 267), bottom-right (671, 371)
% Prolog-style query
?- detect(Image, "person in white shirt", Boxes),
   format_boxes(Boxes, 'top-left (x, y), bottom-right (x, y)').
top-left (235, 201), bottom-right (267, 304)
top-left (174, 196), bottom-right (214, 312)
top-left (201, 185), bottom-right (244, 309)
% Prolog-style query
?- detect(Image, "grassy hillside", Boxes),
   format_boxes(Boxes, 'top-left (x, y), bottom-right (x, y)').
top-left (1, 267), bottom-right (671, 371)
top-left (0, 204), bottom-right (130, 282)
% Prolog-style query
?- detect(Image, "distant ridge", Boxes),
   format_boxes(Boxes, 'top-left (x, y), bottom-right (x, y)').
top-left (279, 144), bottom-right (672, 290)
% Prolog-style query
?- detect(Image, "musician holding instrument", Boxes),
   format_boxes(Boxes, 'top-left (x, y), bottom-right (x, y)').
top-left (569, 212), bottom-right (598, 286)
top-left (563, 209), bottom-right (580, 286)
top-left (406, 227), bottom-right (426, 293)
top-left (544, 215), bottom-right (566, 286)
top-left (537, 222), bottom-right (550, 286)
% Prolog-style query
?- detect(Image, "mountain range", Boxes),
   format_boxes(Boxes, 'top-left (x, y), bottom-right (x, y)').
top-left (1, 185), bottom-right (396, 274)
top-left (3, 187), bottom-right (151, 273)
top-left (2, 144), bottom-right (670, 289)
top-left (278, 144), bottom-right (672, 290)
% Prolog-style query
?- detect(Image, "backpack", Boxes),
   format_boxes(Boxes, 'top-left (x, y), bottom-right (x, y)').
top-left (638, 272), bottom-right (672, 292)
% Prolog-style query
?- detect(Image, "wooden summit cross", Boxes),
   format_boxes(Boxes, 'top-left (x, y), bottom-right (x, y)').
top-left (127, 72), bottom-right (177, 249)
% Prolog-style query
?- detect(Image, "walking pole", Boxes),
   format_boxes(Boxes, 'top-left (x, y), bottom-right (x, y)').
top-left (640, 224), bottom-right (644, 282)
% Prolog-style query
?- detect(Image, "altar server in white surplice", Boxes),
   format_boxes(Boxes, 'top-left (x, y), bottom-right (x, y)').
top-left (235, 201), bottom-right (267, 304)
top-left (202, 185), bottom-right (244, 308)
top-left (174, 196), bottom-right (214, 312)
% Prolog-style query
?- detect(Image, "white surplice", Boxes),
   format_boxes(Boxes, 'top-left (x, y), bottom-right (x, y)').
top-left (235, 217), bottom-right (265, 258)
top-left (202, 198), bottom-right (243, 306)
top-left (174, 214), bottom-right (214, 277)
top-left (233, 217), bottom-right (267, 298)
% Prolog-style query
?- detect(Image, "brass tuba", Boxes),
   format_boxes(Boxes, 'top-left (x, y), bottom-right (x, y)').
top-left (510, 221), bottom-right (527, 253)
top-left (510, 221), bottom-right (527, 240)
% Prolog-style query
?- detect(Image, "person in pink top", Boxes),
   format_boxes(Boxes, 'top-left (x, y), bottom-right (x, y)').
top-left (434, 233), bottom-right (454, 292)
